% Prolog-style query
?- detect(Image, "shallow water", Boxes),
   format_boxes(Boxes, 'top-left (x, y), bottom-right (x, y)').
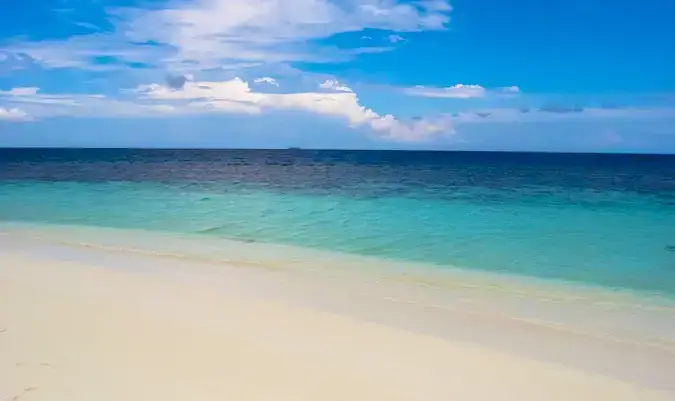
top-left (2, 148), bottom-right (675, 296)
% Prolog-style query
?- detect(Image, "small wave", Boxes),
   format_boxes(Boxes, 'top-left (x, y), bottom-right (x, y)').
top-left (195, 225), bottom-right (225, 234)
top-left (194, 226), bottom-right (255, 243)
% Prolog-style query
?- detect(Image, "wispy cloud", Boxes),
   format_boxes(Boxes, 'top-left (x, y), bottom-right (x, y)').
top-left (537, 104), bottom-right (584, 113)
top-left (1, 87), bottom-right (40, 96)
top-left (254, 77), bottom-right (280, 87)
top-left (0, 87), bottom-right (105, 106)
top-left (405, 84), bottom-right (487, 98)
top-left (5, 0), bottom-right (452, 74)
top-left (404, 84), bottom-right (521, 99)
top-left (451, 106), bottom-right (675, 123)
top-left (0, 86), bottom-right (175, 119)
top-left (388, 34), bottom-right (406, 43)
top-left (5, 34), bottom-right (166, 71)
top-left (500, 86), bottom-right (521, 94)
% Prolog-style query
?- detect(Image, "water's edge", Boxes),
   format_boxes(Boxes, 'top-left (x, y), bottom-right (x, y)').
top-left (3, 221), bottom-right (675, 345)
top-left (3, 221), bottom-right (675, 395)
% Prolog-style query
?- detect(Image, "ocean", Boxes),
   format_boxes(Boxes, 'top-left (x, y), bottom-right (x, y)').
top-left (2, 148), bottom-right (675, 298)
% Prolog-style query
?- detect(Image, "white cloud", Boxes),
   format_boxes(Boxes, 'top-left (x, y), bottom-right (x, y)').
top-left (388, 34), bottom-right (406, 43)
top-left (5, 0), bottom-right (452, 72)
top-left (73, 22), bottom-right (101, 31)
top-left (0, 80), bottom-right (453, 142)
top-left (417, 0), bottom-right (454, 12)
top-left (0, 87), bottom-right (40, 96)
top-left (146, 104), bottom-right (177, 113)
top-left (0, 107), bottom-right (31, 121)
top-left (0, 86), bottom-right (178, 119)
top-left (136, 77), bottom-right (451, 141)
top-left (5, 33), bottom-right (164, 71)
top-left (404, 84), bottom-right (524, 98)
top-left (254, 77), bottom-right (280, 87)
top-left (0, 87), bottom-right (105, 107)
top-left (319, 79), bottom-right (353, 92)
top-left (405, 84), bottom-right (487, 98)
top-left (500, 86), bottom-right (521, 94)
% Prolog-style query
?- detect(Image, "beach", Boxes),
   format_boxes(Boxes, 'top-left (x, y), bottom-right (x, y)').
top-left (2, 232), bottom-right (675, 401)
top-left (2, 149), bottom-right (675, 400)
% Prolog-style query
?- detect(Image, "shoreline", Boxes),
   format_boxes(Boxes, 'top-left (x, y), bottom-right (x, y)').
top-left (4, 221), bottom-right (675, 303)
top-left (3, 223), bottom-right (675, 346)
top-left (2, 232), bottom-right (675, 399)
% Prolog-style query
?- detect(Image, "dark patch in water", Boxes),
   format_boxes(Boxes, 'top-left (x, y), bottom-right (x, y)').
top-left (194, 226), bottom-right (254, 243)
top-left (196, 225), bottom-right (223, 234)
top-left (665, 245), bottom-right (675, 252)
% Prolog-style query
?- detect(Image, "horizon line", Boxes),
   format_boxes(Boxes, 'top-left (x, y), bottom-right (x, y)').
top-left (1, 146), bottom-right (675, 157)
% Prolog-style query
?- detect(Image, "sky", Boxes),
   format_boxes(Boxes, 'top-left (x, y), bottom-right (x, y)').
top-left (1, 0), bottom-right (674, 152)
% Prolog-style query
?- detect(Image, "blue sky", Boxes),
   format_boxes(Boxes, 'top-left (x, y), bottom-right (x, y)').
top-left (1, 0), bottom-right (674, 152)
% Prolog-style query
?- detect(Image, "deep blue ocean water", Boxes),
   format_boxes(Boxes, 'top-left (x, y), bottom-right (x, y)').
top-left (2, 148), bottom-right (675, 297)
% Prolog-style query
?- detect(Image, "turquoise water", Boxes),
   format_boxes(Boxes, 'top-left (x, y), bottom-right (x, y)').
top-left (2, 149), bottom-right (675, 297)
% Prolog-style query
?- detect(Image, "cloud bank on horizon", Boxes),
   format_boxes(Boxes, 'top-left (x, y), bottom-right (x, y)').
top-left (1, 0), bottom-right (674, 152)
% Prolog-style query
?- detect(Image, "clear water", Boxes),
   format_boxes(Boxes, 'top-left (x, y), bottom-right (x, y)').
top-left (2, 148), bottom-right (675, 297)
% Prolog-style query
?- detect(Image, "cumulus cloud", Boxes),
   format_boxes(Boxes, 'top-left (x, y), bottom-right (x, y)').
top-left (319, 80), bottom-right (353, 92)
top-left (0, 107), bottom-right (30, 121)
top-left (5, 0), bottom-right (452, 72)
top-left (254, 77), bottom-right (280, 86)
top-left (136, 77), bottom-right (451, 141)
top-left (0, 80), bottom-right (452, 141)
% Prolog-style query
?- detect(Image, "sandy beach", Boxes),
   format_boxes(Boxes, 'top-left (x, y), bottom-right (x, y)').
top-left (2, 236), bottom-right (675, 401)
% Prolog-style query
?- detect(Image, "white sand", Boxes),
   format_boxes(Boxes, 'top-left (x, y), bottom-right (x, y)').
top-left (1, 247), bottom-right (674, 401)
